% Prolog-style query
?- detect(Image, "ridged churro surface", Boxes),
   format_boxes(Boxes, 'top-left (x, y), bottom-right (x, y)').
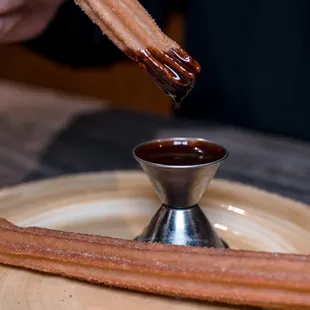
top-left (74, 0), bottom-right (201, 103)
top-left (1, 218), bottom-right (310, 310)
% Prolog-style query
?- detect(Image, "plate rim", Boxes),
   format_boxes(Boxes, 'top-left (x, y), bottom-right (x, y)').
top-left (0, 170), bottom-right (309, 211)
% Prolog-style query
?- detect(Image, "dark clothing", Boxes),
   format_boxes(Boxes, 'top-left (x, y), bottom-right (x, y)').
top-left (24, 0), bottom-right (310, 141)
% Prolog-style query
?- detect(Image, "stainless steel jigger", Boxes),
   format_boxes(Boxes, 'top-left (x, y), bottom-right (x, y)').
top-left (133, 137), bottom-right (229, 248)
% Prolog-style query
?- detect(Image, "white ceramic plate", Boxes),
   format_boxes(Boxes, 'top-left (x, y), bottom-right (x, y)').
top-left (0, 170), bottom-right (309, 310)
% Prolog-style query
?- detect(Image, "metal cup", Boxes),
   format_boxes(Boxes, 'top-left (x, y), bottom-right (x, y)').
top-left (133, 137), bottom-right (229, 248)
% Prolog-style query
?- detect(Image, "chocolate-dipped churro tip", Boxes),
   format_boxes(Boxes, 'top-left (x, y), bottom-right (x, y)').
top-left (75, 0), bottom-right (201, 105)
top-left (133, 48), bottom-right (201, 105)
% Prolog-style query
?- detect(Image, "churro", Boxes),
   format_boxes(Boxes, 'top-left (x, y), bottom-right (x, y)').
top-left (0, 219), bottom-right (310, 309)
top-left (74, 0), bottom-right (201, 104)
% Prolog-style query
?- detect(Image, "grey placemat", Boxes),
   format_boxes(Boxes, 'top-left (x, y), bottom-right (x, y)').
top-left (0, 80), bottom-right (309, 204)
top-left (0, 80), bottom-right (105, 186)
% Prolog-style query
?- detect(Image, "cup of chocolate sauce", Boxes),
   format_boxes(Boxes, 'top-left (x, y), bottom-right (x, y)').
top-left (133, 137), bottom-right (229, 248)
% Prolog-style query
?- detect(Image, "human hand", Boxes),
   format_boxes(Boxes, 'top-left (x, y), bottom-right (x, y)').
top-left (0, 0), bottom-right (65, 43)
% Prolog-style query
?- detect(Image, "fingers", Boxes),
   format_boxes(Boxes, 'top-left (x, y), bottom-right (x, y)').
top-left (0, 0), bottom-right (26, 42)
top-left (0, 5), bottom-right (58, 43)
top-left (0, 10), bottom-right (24, 42)
top-left (0, 0), bottom-right (65, 43)
top-left (0, 0), bottom-right (25, 15)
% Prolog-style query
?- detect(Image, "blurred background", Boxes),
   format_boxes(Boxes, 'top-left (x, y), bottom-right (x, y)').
top-left (0, 0), bottom-right (309, 204)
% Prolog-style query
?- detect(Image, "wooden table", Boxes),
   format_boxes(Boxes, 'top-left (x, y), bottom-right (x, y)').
top-left (1, 80), bottom-right (309, 204)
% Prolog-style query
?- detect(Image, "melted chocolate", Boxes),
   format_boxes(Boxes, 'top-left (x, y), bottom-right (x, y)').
top-left (134, 139), bottom-right (227, 166)
top-left (127, 48), bottom-right (201, 107)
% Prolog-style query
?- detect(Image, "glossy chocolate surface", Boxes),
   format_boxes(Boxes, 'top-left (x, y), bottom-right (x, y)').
top-left (134, 139), bottom-right (227, 166)
top-left (128, 47), bottom-right (201, 106)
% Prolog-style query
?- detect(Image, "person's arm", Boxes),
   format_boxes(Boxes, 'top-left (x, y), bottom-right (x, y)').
top-left (23, 0), bottom-right (170, 68)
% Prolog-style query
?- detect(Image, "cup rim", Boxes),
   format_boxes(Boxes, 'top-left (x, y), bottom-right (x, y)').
top-left (132, 137), bottom-right (229, 169)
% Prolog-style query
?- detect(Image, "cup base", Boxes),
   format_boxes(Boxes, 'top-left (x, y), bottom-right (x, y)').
top-left (134, 204), bottom-right (228, 248)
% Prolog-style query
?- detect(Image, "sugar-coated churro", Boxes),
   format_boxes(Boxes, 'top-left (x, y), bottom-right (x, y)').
top-left (0, 219), bottom-right (310, 309)
top-left (74, 0), bottom-right (201, 103)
